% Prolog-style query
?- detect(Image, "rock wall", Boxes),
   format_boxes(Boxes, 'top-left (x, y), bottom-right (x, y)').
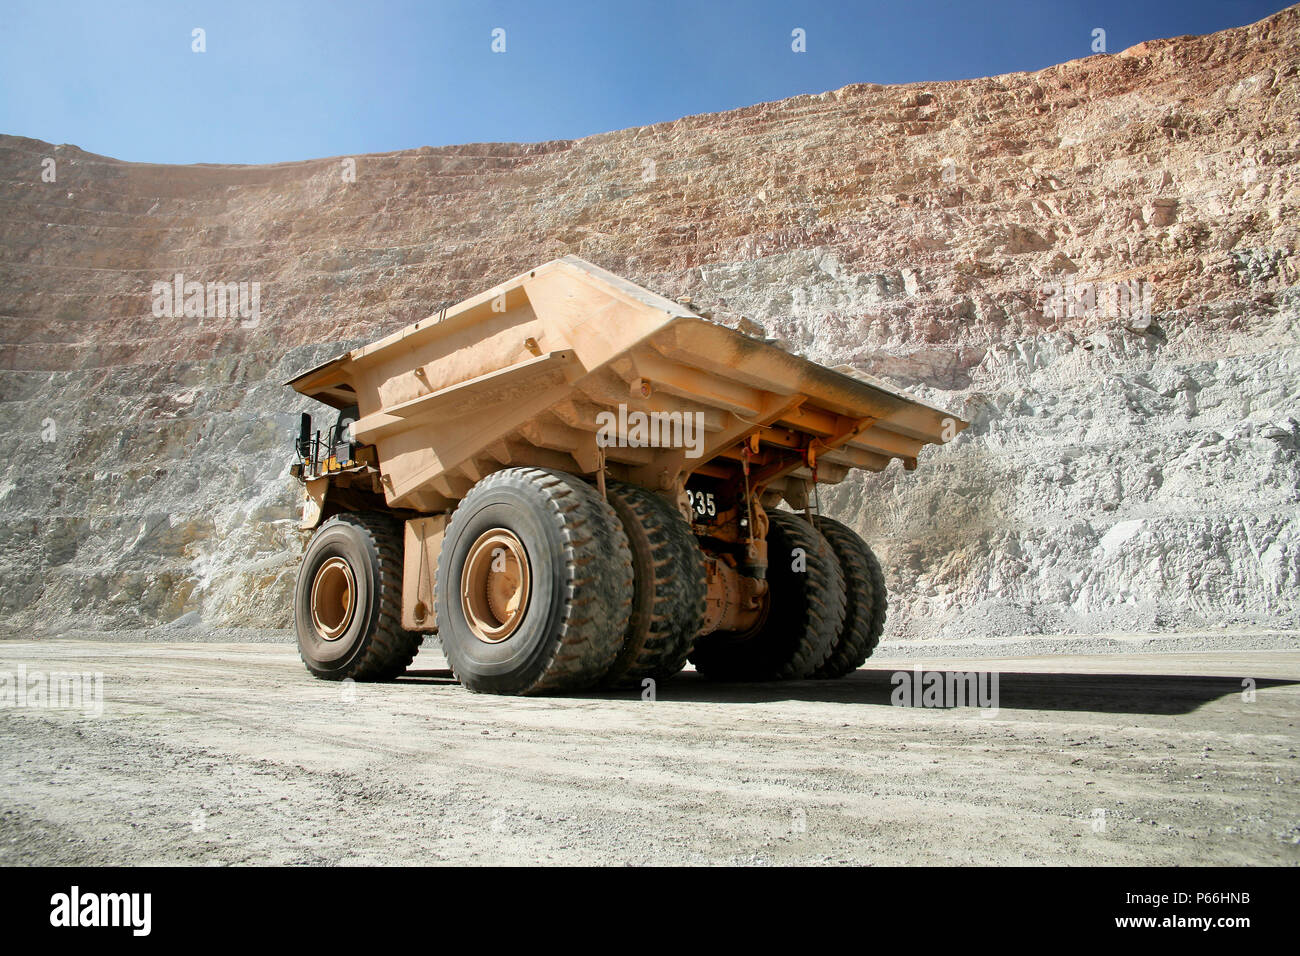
top-left (1, 8), bottom-right (1297, 638)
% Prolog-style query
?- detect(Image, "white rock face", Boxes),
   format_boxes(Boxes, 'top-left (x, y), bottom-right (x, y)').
top-left (0, 8), bottom-right (1297, 641)
top-left (698, 250), bottom-right (1300, 640)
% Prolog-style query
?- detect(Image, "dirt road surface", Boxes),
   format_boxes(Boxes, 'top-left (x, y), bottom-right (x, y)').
top-left (1, 640), bottom-right (1297, 865)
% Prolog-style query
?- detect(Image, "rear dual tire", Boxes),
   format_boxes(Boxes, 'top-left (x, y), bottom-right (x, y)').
top-left (689, 511), bottom-right (887, 681)
top-left (811, 515), bottom-right (888, 678)
top-left (603, 481), bottom-right (706, 686)
top-left (690, 511), bottom-right (847, 680)
top-left (435, 468), bottom-right (634, 695)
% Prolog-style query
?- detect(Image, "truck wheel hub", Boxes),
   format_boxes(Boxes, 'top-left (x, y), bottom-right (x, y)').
top-left (311, 556), bottom-right (356, 640)
top-left (462, 529), bottom-right (530, 643)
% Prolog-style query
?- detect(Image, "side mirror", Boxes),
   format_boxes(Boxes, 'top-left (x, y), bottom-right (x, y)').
top-left (298, 413), bottom-right (312, 455)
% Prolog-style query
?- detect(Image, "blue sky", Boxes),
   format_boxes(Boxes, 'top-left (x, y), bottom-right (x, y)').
top-left (0, 0), bottom-right (1290, 164)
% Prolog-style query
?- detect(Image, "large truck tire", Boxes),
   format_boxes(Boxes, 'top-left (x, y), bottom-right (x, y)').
top-left (602, 481), bottom-right (707, 686)
top-left (295, 512), bottom-right (423, 681)
top-left (810, 515), bottom-right (887, 678)
top-left (690, 510), bottom-right (846, 681)
top-left (435, 467), bottom-right (633, 695)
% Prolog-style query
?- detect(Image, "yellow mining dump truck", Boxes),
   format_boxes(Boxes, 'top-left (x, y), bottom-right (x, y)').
top-left (286, 256), bottom-right (965, 694)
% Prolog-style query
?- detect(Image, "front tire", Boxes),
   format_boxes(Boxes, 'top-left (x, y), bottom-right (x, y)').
top-left (435, 468), bottom-right (633, 695)
top-left (295, 512), bottom-right (422, 681)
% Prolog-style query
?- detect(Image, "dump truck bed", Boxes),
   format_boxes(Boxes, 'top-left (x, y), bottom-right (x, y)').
top-left (288, 256), bottom-right (966, 512)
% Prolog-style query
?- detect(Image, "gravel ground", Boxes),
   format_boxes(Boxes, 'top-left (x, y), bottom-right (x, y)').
top-left (13, 624), bottom-right (1298, 656)
top-left (1, 638), bottom-right (1297, 865)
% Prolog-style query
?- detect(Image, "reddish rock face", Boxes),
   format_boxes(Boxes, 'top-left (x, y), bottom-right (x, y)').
top-left (0, 8), bottom-right (1297, 637)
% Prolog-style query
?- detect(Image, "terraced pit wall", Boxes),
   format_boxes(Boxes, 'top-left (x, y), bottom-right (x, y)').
top-left (1, 7), bottom-right (1297, 638)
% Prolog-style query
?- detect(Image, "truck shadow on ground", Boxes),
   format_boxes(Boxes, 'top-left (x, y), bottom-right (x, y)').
top-left (399, 667), bottom-right (1298, 715)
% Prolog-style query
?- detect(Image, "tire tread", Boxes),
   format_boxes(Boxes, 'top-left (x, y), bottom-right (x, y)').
top-left (440, 467), bottom-right (633, 695)
top-left (811, 515), bottom-right (887, 678)
top-left (603, 482), bottom-right (707, 685)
